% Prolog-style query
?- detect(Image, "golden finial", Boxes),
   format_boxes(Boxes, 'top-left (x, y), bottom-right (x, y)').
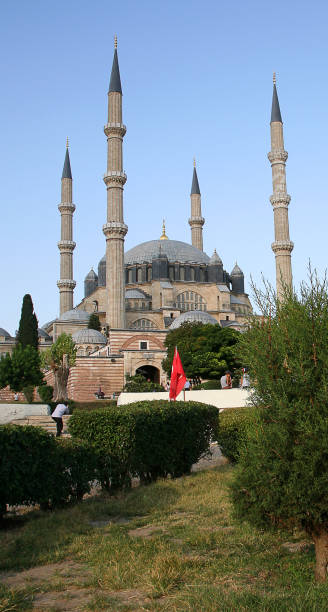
top-left (160, 219), bottom-right (168, 240)
top-left (114, 35), bottom-right (118, 49)
top-left (193, 157), bottom-right (196, 168)
top-left (66, 137), bottom-right (69, 149)
top-left (273, 72), bottom-right (276, 85)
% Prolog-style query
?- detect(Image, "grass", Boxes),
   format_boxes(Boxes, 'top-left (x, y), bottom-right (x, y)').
top-left (1, 466), bottom-right (328, 610)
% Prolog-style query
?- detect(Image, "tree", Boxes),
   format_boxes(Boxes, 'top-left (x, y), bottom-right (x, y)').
top-left (0, 345), bottom-right (43, 396)
top-left (162, 322), bottom-right (240, 380)
top-left (41, 333), bottom-right (76, 401)
top-left (231, 272), bottom-right (328, 582)
top-left (16, 294), bottom-right (39, 349)
top-left (88, 313), bottom-right (101, 332)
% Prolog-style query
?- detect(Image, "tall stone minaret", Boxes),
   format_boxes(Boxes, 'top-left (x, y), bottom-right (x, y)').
top-left (57, 140), bottom-right (76, 315)
top-left (103, 37), bottom-right (128, 329)
top-left (268, 74), bottom-right (293, 299)
top-left (188, 160), bottom-right (204, 251)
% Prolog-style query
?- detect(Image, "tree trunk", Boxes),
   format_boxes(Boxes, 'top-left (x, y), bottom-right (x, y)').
top-left (54, 355), bottom-right (69, 402)
top-left (312, 529), bottom-right (328, 582)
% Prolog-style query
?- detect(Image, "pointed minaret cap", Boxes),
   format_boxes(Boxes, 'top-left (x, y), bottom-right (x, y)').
top-left (231, 262), bottom-right (243, 276)
top-left (108, 36), bottom-right (122, 94)
top-left (191, 164), bottom-right (200, 195)
top-left (271, 73), bottom-right (282, 123)
top-left (62, 144), bottom-right (72, 179)
top-left (209, 249), bottom-right (222, 265)
top-left (160, 219), bottom-right (169, 240)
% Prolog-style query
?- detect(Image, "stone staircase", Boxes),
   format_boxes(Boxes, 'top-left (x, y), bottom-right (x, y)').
top-left (11, 415), bottom-right (71, 436)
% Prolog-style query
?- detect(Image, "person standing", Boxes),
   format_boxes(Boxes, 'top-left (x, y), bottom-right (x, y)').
top-left (51, 400), bottom-right (69, 437)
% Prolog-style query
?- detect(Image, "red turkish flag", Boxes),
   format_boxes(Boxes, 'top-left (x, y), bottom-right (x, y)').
top-left (169, 347), bottom-right (187, 401)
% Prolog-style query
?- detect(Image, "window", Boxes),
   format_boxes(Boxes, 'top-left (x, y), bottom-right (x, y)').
top-left (140, 341), bottom-right (148, 350)
top-left (177, 291), bottom-right (207, 312)
top-left (129, 318), bottom-right (157, 330)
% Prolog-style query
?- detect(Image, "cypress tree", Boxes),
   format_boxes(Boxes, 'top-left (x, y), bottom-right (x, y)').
top-left (88, 313), bottom-right (101, 332)
top-left (17, 294), bottom-right (39, 349)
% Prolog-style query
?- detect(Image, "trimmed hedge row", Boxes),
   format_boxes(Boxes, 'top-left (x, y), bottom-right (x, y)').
top-left (0, 425), bottom-right (97, 514)
top-left (218, 407), bottom-right (256, 462)
top-left (69, 400), bottom-right (219, 489)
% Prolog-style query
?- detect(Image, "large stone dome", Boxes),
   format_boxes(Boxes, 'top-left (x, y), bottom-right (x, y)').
top-left (99, 239), bottom-right (210, 268)
top-left (170, 310), bottom-right (219, 329)
top-left (58, 309), bottom-right (90, 323)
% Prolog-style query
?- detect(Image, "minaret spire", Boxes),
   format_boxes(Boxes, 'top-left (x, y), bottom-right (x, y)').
top-left (103, 39), bottom-right (127, 328)
top-left (57, 142), bottom-right (76, 315)
top-left (188, 159), bottom-right (204, 251)
top-left (268, 75), bottom-right (293, 298)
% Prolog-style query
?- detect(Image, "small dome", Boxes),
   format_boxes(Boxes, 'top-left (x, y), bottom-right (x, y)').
top-left (125, 289), bottom-right (149, 299)
top-left (72, 329), bottom-right (107, 344)
top-left (0, 327), bottom-right (12, 339)
top-left (58, 309), bottom-right (90, 322)
top-left (231, 263), bottom-right (243, 276)
top-left (38, 328), bottom-right (51, 339)
top-left (169, 310), bottom-right (219, 329)
top-left (209, 249), bottom-right (222, 265)
top-left (85, 267), bottom-right (98, 281)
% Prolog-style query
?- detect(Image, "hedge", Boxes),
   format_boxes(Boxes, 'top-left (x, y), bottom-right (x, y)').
top-left (68, 400), bottom-right (219, 489)
top-left (218, 406), bottom-right (256, 462)
top-left (0, 425), bottom-right (97, 514)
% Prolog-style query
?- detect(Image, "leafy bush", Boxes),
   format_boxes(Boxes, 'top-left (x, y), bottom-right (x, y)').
top-left (22, 385), bottom-right (34, 403)
top-left (38, 384), bottom-right (54, 403)
top-left (0, 425), bottom-right (97, 514)
top-left (123, 374), bottom-right (163, 393)
top-left (68, 400), bottom-right (219, 489)
top-left (199, 379), bottom-right (221, 390)
top-left (218, 407), bottom-right (256, 462)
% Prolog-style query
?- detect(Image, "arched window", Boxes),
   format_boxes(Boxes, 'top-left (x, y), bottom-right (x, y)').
top-left (177, 291), bottom-right (207, 312)
top-left (129, 318), bottom-right (157, 330)
top-left (190, 267), bottom-right (195, 281)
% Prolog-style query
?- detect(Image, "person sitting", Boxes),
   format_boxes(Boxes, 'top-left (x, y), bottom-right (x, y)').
top-left (220, 371), bottom-right (232, 389)
top-left (96, 387), bottom-right (105, 399)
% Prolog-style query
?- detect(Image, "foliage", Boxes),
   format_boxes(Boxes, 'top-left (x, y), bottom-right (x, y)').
top-left (16, 294), bottom-right (39, 350)
top-left (162, 322), bottom-right (240, 380)
top-left (0, 425), bottom-right (97, 514)
top-left (198, 379), bottom-right (221, 390)
top-left (0, 345), bottom-right (43, 392)
top-left (88, 313), bottom-right (101, 331)
top-left (218, 407), bottom-right (256, 462)
top-left (41, 333), bottom-right (77, 401)
top-left (22, 385), bottom-right (34, 403)
top-left (123, 374), bottom-right (163, 393)
top-left (231, 271), bottom-right (328, 581)
top-left (69, 400), bottom-right (218, 489)
top-left (38, 384), bottom-right (54, 403)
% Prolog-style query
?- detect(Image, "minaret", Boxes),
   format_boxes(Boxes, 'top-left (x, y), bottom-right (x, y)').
top-left (103, 36), bottom-right (128, 329)
top-left (189, 159), bottom-right (204, 251)
top-left (57, 139), bottom-right (76, 315)
top-left (268, 74), bottom-right (293, 298)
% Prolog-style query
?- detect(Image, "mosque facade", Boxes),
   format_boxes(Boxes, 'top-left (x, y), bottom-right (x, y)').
top-left (1, 43), bottom-right (293, 400)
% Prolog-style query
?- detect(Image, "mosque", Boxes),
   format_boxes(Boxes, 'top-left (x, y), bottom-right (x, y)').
top-left (0, 42), bottom-right (292, 401)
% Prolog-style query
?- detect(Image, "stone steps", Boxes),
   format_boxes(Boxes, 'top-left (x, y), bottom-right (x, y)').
top-left (12, 415), bottom-right (71, 436)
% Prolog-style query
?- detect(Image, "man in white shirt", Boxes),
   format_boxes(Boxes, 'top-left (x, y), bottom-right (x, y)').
top-left (51, 400), bottom-right (69, 437)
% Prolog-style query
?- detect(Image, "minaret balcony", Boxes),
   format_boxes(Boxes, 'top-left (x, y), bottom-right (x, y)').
top-left (268, 150), bottom-right (288, 164)
top-left (57, 240), bottom-right (76, 252)
top-left (104, 123), bottom-right (126, 137)
top-left (57, 279), bottom-right (76, 289)
top-left (103, 171), bottom-right (127, 186)
top-left (103, 221), bottom-right (128, 238)
top-left (270, 193), bottom-right (291, 209)
top-left (188, 216), bottom-right (205, 226)
top-left (58, 202), bottom-right (76, 213)
top-left (271, 240), bottom-right (294, 254)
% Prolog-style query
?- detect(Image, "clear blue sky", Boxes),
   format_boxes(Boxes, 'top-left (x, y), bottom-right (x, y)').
top-left (1, 0), bottom-right (327, 334)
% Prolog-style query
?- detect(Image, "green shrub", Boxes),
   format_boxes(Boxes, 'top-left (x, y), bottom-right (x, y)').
top-left (199, 380), bottom-right (221, 390)
top-left (68, 400), bottom-right (219, 489)
top-left (22, 385), bottom-right (34, 403)
top-left (218, 407), bottom-right (256, 463)
top-left (123, 374), bottom-right (163, 393)
top-left (0, 425), bottom-right (97, 513)
top-left (38, 384), bottom-right (54, 403)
